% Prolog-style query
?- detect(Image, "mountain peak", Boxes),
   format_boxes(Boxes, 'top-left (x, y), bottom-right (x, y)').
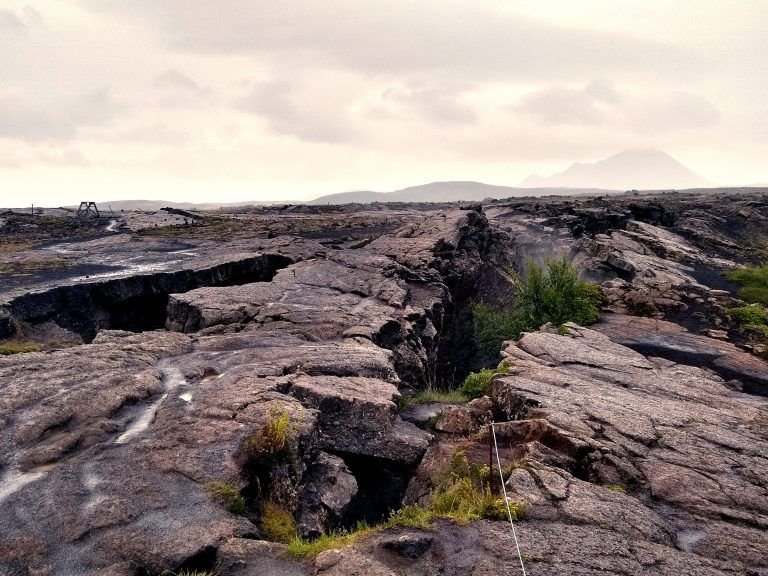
top-left (522, 150), bottom-right (711, 190)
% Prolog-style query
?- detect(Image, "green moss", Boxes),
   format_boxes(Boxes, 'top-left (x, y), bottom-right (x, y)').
top-left (0, 341), bottom-right (43, 355)
top-left (204, 481), bottom-right (246, 515)
top-left (604, 483), bottom-right (627, 494)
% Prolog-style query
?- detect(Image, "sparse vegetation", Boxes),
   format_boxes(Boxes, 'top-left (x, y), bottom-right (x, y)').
top-left (460, 364), bottom-right (510, 399)
top-left (238, 408), bottom-right (293, 470)
top-left (204, 481), bottom-right (246, 515)
top-left (0, 341), bottom-right (43, 355)
top-left (400, 388), bottom-right (467, 408)
top-left (604, 483), bottom-right (627, 494)
top-left (286, 523), bottom-right (375, 557)
top-left (285, 449), bottom-right (525, 558)
top-left (473, 257), bottom-right (602, 354)
top-left (725, 264), bottom-right (768, 306)
top-left (727, 304), bottom-right (768, 354)
top-left (260, 501), bottom-right (298, 543)
top-left (0, 258), bottom-right (71, 276)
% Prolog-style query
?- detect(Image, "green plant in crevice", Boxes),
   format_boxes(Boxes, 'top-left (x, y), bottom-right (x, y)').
top-left (238, 409), bottom-right (294, 472)
top-left (460, 364), bottom-right (510, 400)
top-left (472, 257), bottom-right (602, 355)
top-left (260, 501), bottom-right (298, 543)
top-left (236, 407), bottom-right (297, 506)
top-left (204, 481), bottom-right (246, 515)
top-left (284, 448), bottom-right (526, 559)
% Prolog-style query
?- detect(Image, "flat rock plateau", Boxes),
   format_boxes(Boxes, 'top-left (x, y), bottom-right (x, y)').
top-left (0, 191), bottom-right (767, 576)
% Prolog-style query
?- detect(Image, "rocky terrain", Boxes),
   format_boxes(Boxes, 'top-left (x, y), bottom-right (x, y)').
top-left (0, 191), bottom-right (766, 575)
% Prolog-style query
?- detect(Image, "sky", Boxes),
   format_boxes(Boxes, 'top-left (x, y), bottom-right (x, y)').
top-left (1, 0), bottom-right (767, 206)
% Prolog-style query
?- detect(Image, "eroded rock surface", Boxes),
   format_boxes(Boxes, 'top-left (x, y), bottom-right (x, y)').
top-left (0, 208), bottom-right (496, 575)
top-left (485, 324), bottom-right (768, 574)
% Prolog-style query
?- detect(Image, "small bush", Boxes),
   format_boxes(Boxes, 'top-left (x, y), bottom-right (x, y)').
top-left (204, 481), bottom-right (246, 515)
top-left (460, 364), bottom-right (510, 400)
top-left (472, 303), bottom-right (522, 356)
top-left (260, 501), bottom-right (297, 543)
top-left (0, 341), bottom-right (43, 355)
top-left (728, 305), bottom-right (768, 326)
top-left (473, 257), bottom-right (601, 355)
top-left (725, 265), bottom-right (768, 306)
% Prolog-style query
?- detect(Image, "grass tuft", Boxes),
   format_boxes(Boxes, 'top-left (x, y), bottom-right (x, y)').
top-left (204, 481), bottom-right (246, 515)
top-left (260, 501), bottom-right (297, 543)
top-left (286, 523), bottom-right (374, 557)
top-left (400, 388), bottom-right (467, 409)
top-left (604, 483), bottom-right (627, 494)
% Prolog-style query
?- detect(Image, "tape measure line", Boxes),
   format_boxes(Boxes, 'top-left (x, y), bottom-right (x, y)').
top-left (491, 422), bottom-right (528, 576)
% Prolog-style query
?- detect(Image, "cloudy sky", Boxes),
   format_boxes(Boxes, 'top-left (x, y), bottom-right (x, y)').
top-left (1, 1), bottom-right (766, 206)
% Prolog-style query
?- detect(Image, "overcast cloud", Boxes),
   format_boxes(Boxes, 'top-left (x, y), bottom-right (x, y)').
top-left (1, 0), bottom-right (766, 206)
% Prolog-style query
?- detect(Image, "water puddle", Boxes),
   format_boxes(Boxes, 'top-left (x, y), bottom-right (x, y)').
top-left (115, 365), bottom-right (186, 444)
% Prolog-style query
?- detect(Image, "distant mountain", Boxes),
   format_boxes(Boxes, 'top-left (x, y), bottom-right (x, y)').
top-left (309, 181), bottom-right (616, 204)
top-left (521, 150), bottom-right (711, 190)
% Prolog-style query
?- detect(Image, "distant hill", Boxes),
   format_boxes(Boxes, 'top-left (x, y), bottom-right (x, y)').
top-left (308, 181), bottom-right (617, 204)
top-left (521, 150), bottom-right (711, 190)
top-left (70, 199), bottom-right (290, 212)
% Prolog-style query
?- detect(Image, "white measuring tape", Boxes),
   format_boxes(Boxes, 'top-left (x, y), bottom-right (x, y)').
top-left (491, 421), bottom-right (528, 576)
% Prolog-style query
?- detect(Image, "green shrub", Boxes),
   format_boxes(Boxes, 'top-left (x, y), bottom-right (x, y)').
top-left (460, 364), bottom-right (510, 400)
top-left (728, 305), bottom-right (768, 326)
top-left (472, 303), bottom-right (522, 356)
top-left (473, 257), bottom-right (601, 355)
top-left (725, 264), bottom-right (768, 306)
top-left (0, 341), bottom-right (43, 355)
top-left (204, 481), bottom-right (246, 515)
top-left (260, 501), bottom-right (297, 543)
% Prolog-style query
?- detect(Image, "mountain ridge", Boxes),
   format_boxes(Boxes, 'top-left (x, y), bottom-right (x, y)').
top-left (521, 150), bottom-right (711, 190)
